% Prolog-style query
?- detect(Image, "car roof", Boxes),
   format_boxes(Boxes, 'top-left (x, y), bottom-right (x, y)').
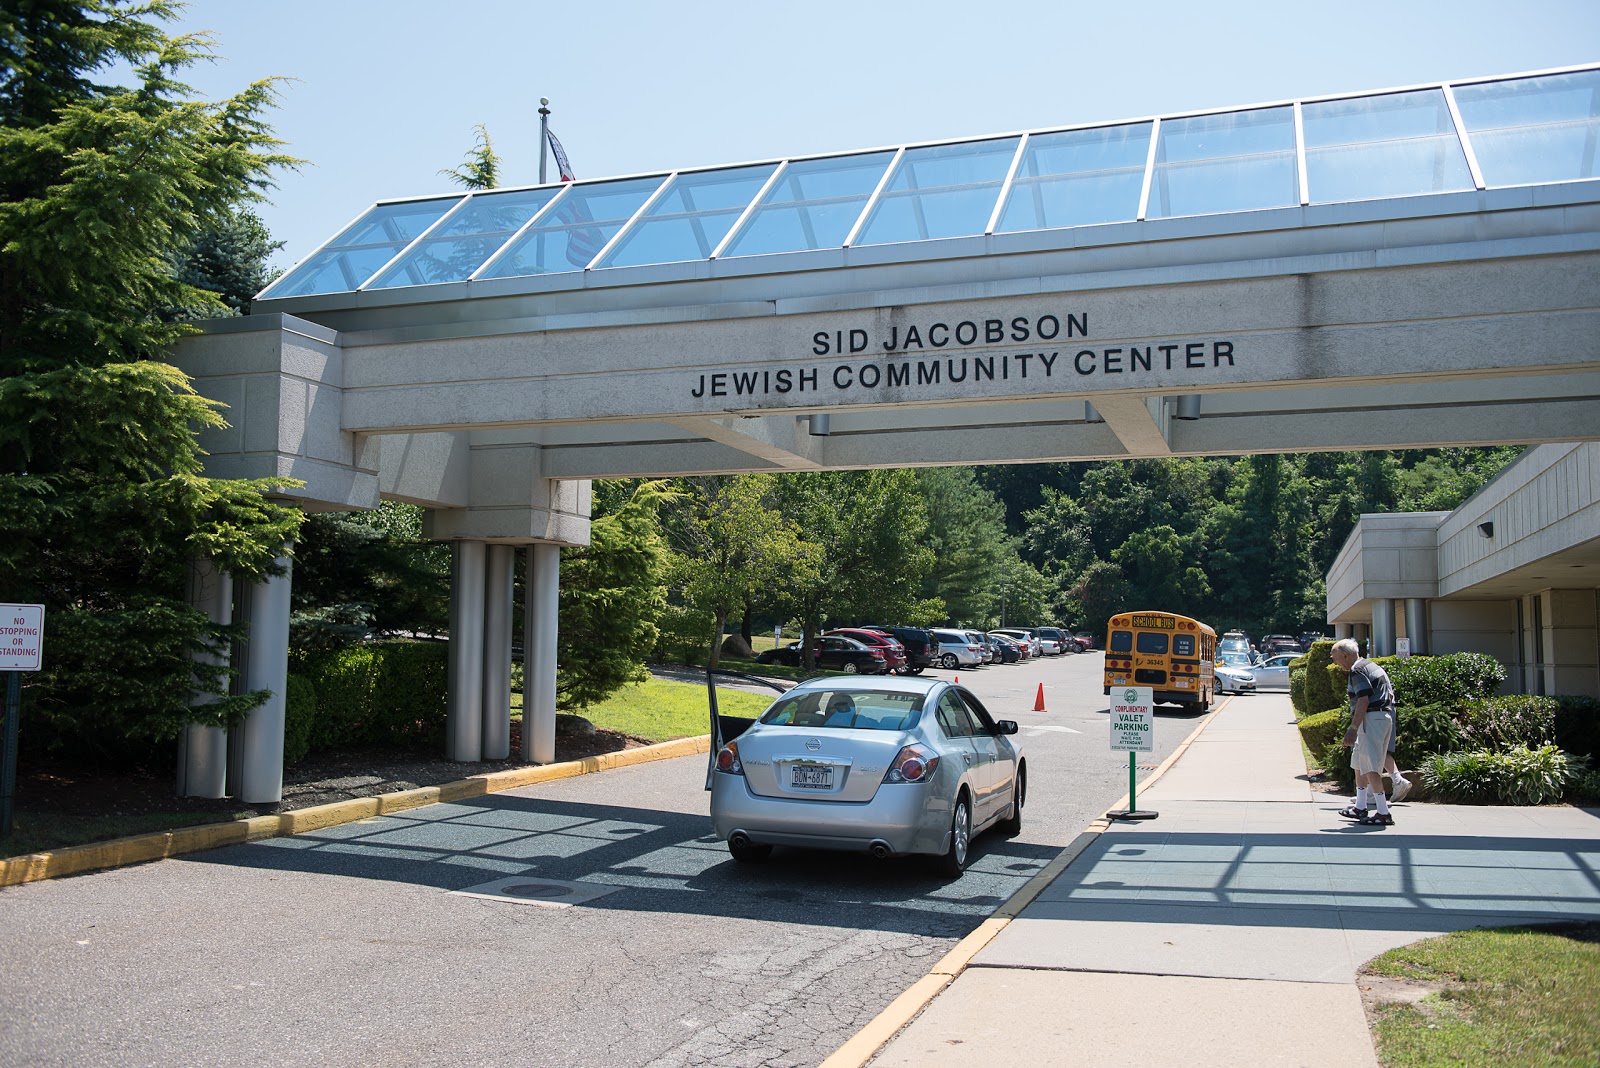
top-left (785, 674), bottom-right (948, 697)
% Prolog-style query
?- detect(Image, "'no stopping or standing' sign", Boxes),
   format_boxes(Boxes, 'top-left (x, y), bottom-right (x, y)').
top-left (0, 604), bottom-right (44, 672)
top-left (1110, 686), bottom-right (1153, 753)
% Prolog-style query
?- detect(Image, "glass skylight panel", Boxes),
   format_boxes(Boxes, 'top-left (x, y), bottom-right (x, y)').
top-left (1453, 70), bottom-right (1600, 186)
top-left (720, 152), bottom-right (895, 258)
top-left (1302, 90), bottom-right (1473, 203)
top-left (996, 123), bottom-right (1152, 232)
top-left (1145, 107), bottom-right (1298, 219)
top-left (261, 198), bottom-right (462, 298)
top-left (596, 164), bottom-right (777, 269)
top-left (854, 138), bottom-right (1020, 245)
top-left (366, 187), bottom-right (562, 289)
top-left (479, 176), bottom-right (667, 277)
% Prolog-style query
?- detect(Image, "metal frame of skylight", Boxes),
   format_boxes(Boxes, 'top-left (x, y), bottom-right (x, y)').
top-left (467, 183), bottom-right (576, 281)
top-left (356, 193), bottom-right (479, 291)
top-left (260, 62), bottom-right (1600, 300)
top-left (588, 172), bottom-right (681, 270)
top-left (709, 161), bottom-right (789, 260)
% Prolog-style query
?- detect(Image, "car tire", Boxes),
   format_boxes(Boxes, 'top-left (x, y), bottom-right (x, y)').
top-left (906, 667), bottom-right (924, 676)
top-left (936, 795), bottom-right (972, 876)
top-left (842, 662), bottom-right (859, 673)
top-left (728, 837), bottom-right (773, 863)
top-left (940, 653), bottom-right (958, 670)
top-left (997, 762), bottom-right (1025, 838)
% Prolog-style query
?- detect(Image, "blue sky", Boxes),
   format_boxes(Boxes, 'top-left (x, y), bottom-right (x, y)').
top-left (160, 0), bottom-right (1600, 273)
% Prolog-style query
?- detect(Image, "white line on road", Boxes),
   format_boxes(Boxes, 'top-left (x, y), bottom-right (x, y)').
top-left (1026, 725), bottom-right (1082, 735)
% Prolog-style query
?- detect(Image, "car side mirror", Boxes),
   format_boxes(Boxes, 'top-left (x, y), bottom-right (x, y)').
top-left (994, 720), bottom-right (1019, 735)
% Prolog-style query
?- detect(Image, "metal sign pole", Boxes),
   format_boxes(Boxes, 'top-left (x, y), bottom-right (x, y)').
top-left (2, 671), bottom-right (20, 837)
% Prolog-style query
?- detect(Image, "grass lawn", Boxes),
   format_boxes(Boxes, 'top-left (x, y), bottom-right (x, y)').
top-left (1363, 922), bottom-right (1600, 1068)
top-left (575, 677), bottom-right (772, 741)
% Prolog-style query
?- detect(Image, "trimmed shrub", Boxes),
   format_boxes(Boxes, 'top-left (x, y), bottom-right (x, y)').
top-left (1298, 709), bottom-right (1343, 762)
top-left (1554, 694), bottom-right (1600, 762)
top-left (1423, 745), bottom-right (1573, 806)
top-left (283, 673), bottom-right (317, 766)
top-left (1458, 694), bottom-right (1557, 752)
top-left (1301, 641), bottom-right (1340, 723)
top-left (1289, 663), bottom-right (1308, 717)
top-left (297, 639), bottom-right (448, 753)
top-left (1383, 652), bottom-right (1505, 708)
top-left (651, 604), bottom-right (714, 666)
top-left (1567, 764), bottom-right (1600, 802)
top-left (1394, 702), bottom-right (1466, 770)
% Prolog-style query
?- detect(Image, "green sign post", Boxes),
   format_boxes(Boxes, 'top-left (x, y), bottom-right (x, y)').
top-left (1107, 685), bottom-right (1158, 821)
top-left (1, 604), bottom-right (45, 838)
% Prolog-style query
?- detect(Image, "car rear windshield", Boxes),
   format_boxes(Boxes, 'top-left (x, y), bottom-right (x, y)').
top-left (759, 689), bottom-right (924, 730)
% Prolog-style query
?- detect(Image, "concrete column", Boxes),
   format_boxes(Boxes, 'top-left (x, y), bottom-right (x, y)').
top-left (523, 543), bottom-right (560, 764)
top-left (238, 552), bottom-right (292, 805)
top-left (178, 560), bottom-right (232, 799)
top-left (1371, 599), bottom-right (1396, 657)
top-left (1543, 589), bottom-right (1599, 698)
top-left (481, 544), bottom-right (515, 760)
top-left (1333, 622), bottom-right (1352, 640)
top-left (448, 541), bottom-right (487, 762)
top-left (1404, 599), bottom-right (1428, 655)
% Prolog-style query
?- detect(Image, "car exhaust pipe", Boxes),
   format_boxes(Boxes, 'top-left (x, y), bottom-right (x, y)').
top-left (869, 840), bottom-right (893, 860)
top-left (729, 832), bottom-right (752, 852)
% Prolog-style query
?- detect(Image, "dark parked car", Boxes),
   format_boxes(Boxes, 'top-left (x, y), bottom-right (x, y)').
top-left (1260, 634), bottom-right (1301, 657)
top-left (861, 625), bottom-right (936, 674)
top-left (985, 633), bottom-right (1023, 663)
top-left (757, 634), bottom-right (889, 674)
top-left (825, 628), bottom-right (908, 673)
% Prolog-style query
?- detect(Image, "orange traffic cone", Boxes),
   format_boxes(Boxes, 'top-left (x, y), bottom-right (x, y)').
top-left (1034, 683), bottom-right (1047, 712)
top-left (954, 676), bottom-right (959, 684)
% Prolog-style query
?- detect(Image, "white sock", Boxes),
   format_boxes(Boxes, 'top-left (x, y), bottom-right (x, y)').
top-left (1355, 787), bottom-right (1368, 808)
top-left (1374, 792), bottom-right (1390, 815)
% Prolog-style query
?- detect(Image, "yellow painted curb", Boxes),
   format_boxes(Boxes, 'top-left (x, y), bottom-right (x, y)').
top-left (818, 697), bottom-right (1231, 1068)
top-left (0, 734), bottom-right (712, 889)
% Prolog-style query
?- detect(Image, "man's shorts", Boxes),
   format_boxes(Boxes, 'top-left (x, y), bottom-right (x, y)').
top-left (1353, 710), bottom-right (1394, 775)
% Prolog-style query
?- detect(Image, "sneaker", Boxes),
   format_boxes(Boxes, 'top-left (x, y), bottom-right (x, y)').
top-left (1337, 806), bottom-right (1368, 820)
top-left (1391, 775), bottom-right (1412, 803)
top-left (1357, 812), bottom-right (1394, 826)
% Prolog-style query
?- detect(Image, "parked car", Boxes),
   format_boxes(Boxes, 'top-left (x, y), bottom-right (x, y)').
top-left (1252, 653), bottom-right (1299, 690)
top-left (757, 635), bottom-right (889, 674)
top-left (967, 630), bottom-right (1000, 664)
top-left (985, 632), bottom-right (1023, 663)
top-left (860, 625), bottom-right (936, 675)
top-left (1073, 632), bottom-right (1098, 651)
top-left (1259, 634), bottom-right (1301, 657)
top-left (709, 675), bottom-right (1025, 873)
top-left (1034, 626), bottom-right (1073, 654)
top-left (1213, 654), bottom-right (1257, 694)
top-left (989, 632), bottom-right (1030, 660)
top-left (1061, 634), bottom-right (1093, 652)
top-left (1298, 632), bottom-right (1327, 649)
top-left (1219, 630), bottom-right (1252, 655)
top-left (929, 628), bottom-right (985, 669)
top-left (993, 628), bottom-right (1042, 657)
top-left (825, 628), bottom-right (907, 673)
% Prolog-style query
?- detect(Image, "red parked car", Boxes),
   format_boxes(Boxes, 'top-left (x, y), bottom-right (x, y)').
top-left (825, 628), bottom-right (908, 673)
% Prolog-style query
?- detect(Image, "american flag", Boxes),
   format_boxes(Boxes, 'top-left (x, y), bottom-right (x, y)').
top-left (546, 127), bottom-right (603, 266)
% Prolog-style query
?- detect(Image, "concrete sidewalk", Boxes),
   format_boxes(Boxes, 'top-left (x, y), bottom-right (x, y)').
top-left (860, 692), bottom-right (1600, 1068)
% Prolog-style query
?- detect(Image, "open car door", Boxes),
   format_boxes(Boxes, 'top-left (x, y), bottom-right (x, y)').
top-left (704, 666), bottom-right (787, 790)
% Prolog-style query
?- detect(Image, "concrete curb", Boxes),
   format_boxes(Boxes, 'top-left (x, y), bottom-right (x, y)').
top-left (817, 698), bottom-right (1228, 1068)
top-left (0, 734), bottom-right (710, 888)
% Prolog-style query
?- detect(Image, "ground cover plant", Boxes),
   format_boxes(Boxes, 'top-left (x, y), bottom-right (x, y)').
top-left (1362, 922), bottom-right (1600, 1068)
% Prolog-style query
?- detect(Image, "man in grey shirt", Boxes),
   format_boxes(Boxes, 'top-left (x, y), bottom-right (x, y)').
top-left (1331, 638), bottom-right (1397, 827)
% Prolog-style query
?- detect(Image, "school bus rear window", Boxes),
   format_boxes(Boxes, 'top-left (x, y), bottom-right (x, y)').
top-left (1109, 630), bottom-right (1132, 653)
top-left (1174, 635), bottom-right (1194, 656)
top-left (1135, 632), bottom-right (1169, 654)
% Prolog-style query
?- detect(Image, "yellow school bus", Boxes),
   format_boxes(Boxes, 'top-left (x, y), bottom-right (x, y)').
top-left (1103, 611), bottom-right (1217, 710)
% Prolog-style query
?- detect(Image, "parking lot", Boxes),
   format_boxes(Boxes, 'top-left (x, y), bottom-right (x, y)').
top-left (0, 651), bottom-right (1209, 1068)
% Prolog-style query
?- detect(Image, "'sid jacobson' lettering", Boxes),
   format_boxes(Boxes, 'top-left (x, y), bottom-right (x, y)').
top-left (689, 340), bottom-right (1237, 399)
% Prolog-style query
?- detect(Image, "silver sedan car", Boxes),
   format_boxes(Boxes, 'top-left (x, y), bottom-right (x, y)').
top-left (708, 676), bottom-right (1025, 875)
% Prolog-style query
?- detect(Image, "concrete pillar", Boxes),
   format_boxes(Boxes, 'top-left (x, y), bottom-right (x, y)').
top-left (1334, 622), bottom-right (1352, 640)
top-left (448, 540), bottom-right (487, 761)
top-left (178, 560), bottom-right (232, 799)
top-left (1543, 589), bottom-right (1599, 698)
top-left (238, 551), bottom-right (292, 805)
top-left (523, 543), bottom-right (560, 764)
top-left (481, 544), bottom-right (515, 761)
top-left (1404, 599), bottom-right (1428, 655)
top-left (1371, 599), bottom-right (1396, 657)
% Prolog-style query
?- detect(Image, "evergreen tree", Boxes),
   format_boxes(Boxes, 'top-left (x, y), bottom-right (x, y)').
top-left (440, 123), bottom-right (501, 190)
top-left (914, 466), bottom-right (1010, 625)
top-left (0, 1), bottom-right (302, 760)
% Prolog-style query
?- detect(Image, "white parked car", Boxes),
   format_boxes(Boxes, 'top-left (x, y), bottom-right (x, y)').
top-left (928, 628), bottom-right (985, 669)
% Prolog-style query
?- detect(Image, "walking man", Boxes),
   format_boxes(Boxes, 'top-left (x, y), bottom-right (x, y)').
top-left (1331, 638), bottom-right (1397, 827)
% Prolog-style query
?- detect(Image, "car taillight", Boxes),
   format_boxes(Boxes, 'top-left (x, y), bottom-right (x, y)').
top-left (870, 649), bottom-right (885, 659)
top-left (884, 744), bottom-right (939, 784)
top-left (714, 740), bottom-right (743, 776)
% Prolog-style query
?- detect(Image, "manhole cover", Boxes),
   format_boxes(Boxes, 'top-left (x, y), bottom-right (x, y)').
top-left (449, 876), bottom-right (624, 909)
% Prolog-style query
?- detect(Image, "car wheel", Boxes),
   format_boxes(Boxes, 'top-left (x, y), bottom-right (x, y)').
top-left (906, 667), bottom-right (924, 676)
top-left (937, 795), bottom-right (971, 876)
top-left (940, 653), bottom-right (958, 670)
top-left (728, 837), bottom-right (773, 863)
top-left (998, 762), bottom-right (1025, 838)
top-left (842, 661), bottom-right (859, 673)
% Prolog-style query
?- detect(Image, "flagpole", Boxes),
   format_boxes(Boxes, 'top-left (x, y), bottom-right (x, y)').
top-left (538, 97), bottom-right (550, 184)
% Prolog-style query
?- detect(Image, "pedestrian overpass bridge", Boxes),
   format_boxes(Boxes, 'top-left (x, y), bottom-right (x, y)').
top-left (171, 65), bottom-right (1600, 802)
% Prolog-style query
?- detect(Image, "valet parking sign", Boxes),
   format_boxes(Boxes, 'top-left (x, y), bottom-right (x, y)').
top-left (0, 604), bottom-right (44, 672)
top-left (1110, 687), bottom-right (1154, 752)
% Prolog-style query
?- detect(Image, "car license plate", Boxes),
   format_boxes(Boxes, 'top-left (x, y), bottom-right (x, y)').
top-left (790, 765), bottom-right (834, 789)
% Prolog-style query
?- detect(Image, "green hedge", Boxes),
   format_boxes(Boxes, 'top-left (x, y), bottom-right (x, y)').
top-left (1380, 651), bottom-right (1505, 707)
top-left (1458, 694), bottom-right (1557, 752)
top-left (1298, 709), bottom-right (1342, 761)
top-left (1555, 695), bottom-right (1600, 761)
top-left (1302, 641), bottom-right (1340, 719)
top-left (295, 639), bottom-right (449, 755)
top-left (283, 673), bottom-right (317, 766)
top-left (1288, 662), bottom-right (1308, 716)
top-left (1422, 745), bottom-right (1574, 806)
